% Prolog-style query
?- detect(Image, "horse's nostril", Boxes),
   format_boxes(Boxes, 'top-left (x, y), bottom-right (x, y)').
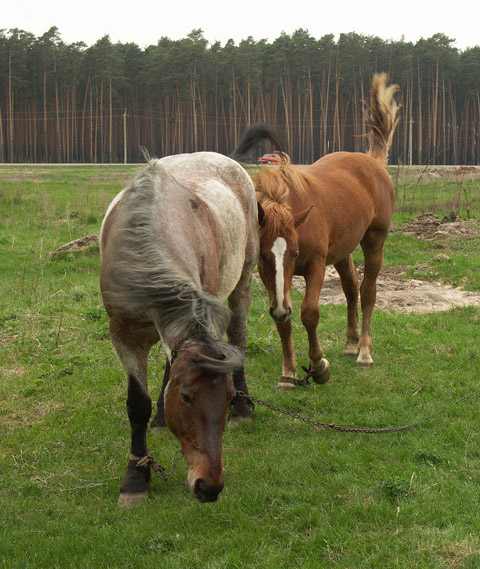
top-left (193, 478), bottom-right (223, 503)
top-left (269, 306), bottom-right (292, 323)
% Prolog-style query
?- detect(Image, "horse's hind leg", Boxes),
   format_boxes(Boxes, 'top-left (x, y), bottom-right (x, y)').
top-left (358, 229), bottom-right (387, 367)
top-left (334, 256), bottom-right (360, 357)
top-left (109, 316), bottom-right (158, 507)
top-left (227, 267), bottom-right (255, 423)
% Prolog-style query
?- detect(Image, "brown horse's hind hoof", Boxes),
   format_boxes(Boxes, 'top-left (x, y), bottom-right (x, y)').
top-left (343, 343), bottom-right (359, 357)
top-left (356, 360), bottom-right (373, 369)
top-left (356, 350), bottom-right (374, 368)
top-left (117, 491), bottom-right (149, 508)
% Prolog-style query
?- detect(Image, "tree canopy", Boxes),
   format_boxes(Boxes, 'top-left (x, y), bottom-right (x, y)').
top-left (1, 27), bottom-right (479, 164)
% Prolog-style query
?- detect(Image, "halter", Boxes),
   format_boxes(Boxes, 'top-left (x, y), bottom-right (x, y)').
top-left (170, 337), bottom-right (190, 364)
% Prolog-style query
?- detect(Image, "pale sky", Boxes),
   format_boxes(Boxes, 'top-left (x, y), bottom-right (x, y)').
top-left (4, 0), bottom-right (479, 51)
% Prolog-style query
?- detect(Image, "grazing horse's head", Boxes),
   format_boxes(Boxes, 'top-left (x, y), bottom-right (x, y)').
top-left (164, 337), bottom-right (242, 503)
top-left (254, 158), bottom-right (313, 323)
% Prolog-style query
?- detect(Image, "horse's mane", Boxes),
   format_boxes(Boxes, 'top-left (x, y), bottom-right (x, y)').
top-left (104, 161), bottom-right (231, 343)
top-left (253, 153), bottom-right (315, 243)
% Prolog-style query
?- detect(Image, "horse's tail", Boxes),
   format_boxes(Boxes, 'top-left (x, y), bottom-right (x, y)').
top-left (366, 73), bottom-right (401, 165)
top-left (229, 123), bottom-right (284, 161)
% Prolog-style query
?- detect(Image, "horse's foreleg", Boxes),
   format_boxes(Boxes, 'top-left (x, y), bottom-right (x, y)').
top-left (150, 360), bottom-right (170, 431)
top-left (276, 319), bottom-right (298, 389)
top-left (227, 269), bottom-right (254, 422)
top-left (109, 318), bottom-right (155, 507)
top-left (334, 256), bottom-right (360, 357)
top-left (358, 231), bottom-right (387, 367)
top-left (301, 260), bottom-right (330, 384)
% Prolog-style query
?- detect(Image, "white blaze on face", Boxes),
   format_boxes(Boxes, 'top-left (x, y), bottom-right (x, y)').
top-left (271, 237), bottom-right (287, 317)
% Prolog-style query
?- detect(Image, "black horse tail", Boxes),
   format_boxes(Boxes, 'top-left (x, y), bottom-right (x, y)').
top-left (229, 123), bottom-right (284, 162)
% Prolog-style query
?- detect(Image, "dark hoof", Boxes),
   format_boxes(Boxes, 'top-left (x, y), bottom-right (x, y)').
top-left (118, 491), bottom-right (149, 508)
top-left (230, 393), bottom-right (255, 420)
top-left (118, 459), bottom-right (150, 507)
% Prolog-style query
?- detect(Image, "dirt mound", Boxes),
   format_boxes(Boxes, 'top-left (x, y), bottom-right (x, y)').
top-left (392, 213), bottom-right (480, 240)
top-left (51, 234), bottom-right (99, 255)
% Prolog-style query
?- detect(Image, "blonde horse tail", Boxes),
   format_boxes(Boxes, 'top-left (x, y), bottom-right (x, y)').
top-left (366, 73), bottom-right (401, 165)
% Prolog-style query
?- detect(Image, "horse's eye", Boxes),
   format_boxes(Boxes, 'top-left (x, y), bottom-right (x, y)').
top-left (180, 393), bottom-right (192, 404)
top-left (293, 252), bottom-right (299, 259)
top-left (259, 253), bottom-right (267, 261)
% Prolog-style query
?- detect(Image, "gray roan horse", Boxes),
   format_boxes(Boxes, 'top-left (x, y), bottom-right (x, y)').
top-left (100, 128), bottom-right (280, 506)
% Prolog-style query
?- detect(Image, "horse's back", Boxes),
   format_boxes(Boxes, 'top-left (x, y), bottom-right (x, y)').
top-left (307, 151), bottom-right (394, 224)
top-left (158, 151), bottom-right (257, 230)
top-left (101, 152), bottom-right (258, 306)
top-left (157, 152), bottom-right (258, 298)
top-left (296, 152), bottom-right (394, 264)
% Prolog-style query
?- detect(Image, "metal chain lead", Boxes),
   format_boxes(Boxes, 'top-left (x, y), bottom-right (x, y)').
top-left (235, 389), bottom-right (480, 434)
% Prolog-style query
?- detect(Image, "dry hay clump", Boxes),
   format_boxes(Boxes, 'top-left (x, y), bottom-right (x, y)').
top-left (51, 234), bottom-right (99, 256)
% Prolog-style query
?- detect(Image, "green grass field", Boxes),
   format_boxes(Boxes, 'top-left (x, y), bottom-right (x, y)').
top-left (1, 165), bottom-right (480, 569)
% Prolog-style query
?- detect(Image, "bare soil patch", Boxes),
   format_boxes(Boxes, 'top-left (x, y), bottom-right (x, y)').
top-left (391, 212), bottom-right (480, 240)
top-left (301, 266), bottom-right (480, 314)
top-left (255, 264), bottom-right (480, 315)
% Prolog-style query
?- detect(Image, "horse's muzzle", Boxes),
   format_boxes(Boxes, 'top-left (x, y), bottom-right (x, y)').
top-left (193, 477), bottom-right (224, 503)
top-left (269, 306), bottom-right (292, 323)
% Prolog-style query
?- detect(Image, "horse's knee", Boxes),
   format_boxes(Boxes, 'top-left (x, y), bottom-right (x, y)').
top-left (301, 305), bottom-right (319, 329)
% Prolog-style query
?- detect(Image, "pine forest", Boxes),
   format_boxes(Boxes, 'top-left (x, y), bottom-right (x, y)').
top-left (1, 27), bottom-right (480, 164)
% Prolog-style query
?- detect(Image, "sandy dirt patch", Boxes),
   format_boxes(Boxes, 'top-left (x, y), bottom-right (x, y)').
top-left (289, 266), bottom-right (480, 314)
top-left (254, 267), bottom-right (480, 315)
top-left (254, 212), bottom-right (480, 314)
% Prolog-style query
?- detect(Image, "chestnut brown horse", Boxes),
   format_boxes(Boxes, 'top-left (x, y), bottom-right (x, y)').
top-left (255, 73), bottom-right (400, 388)
top-left (100, 152), bottom-right (260, 506)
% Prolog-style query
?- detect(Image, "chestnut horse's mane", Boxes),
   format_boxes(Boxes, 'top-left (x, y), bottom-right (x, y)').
top-left (254, 153), bottom-right (316, 243)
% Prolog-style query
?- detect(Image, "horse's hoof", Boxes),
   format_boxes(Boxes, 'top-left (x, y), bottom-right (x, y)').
top-left (117, 491), bottom-right (149, 508)
top-left (303, 359), bottom-right (331, 384)
top-left (277, 376), bottom-right (298, 390)
top-left (356, 352), bottom-right (374, 368)
top-left (356, 360), bottom-right (373, 369)
top-left (343, 344), bottom-right (359, 357)
top-left (316, 360), bottom-right (331, 384)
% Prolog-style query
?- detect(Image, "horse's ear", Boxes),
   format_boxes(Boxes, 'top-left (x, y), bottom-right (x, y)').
top-left (257, 202), bottom-right (266, 227)
top-left (294, 205), bottom-right (313, 228)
